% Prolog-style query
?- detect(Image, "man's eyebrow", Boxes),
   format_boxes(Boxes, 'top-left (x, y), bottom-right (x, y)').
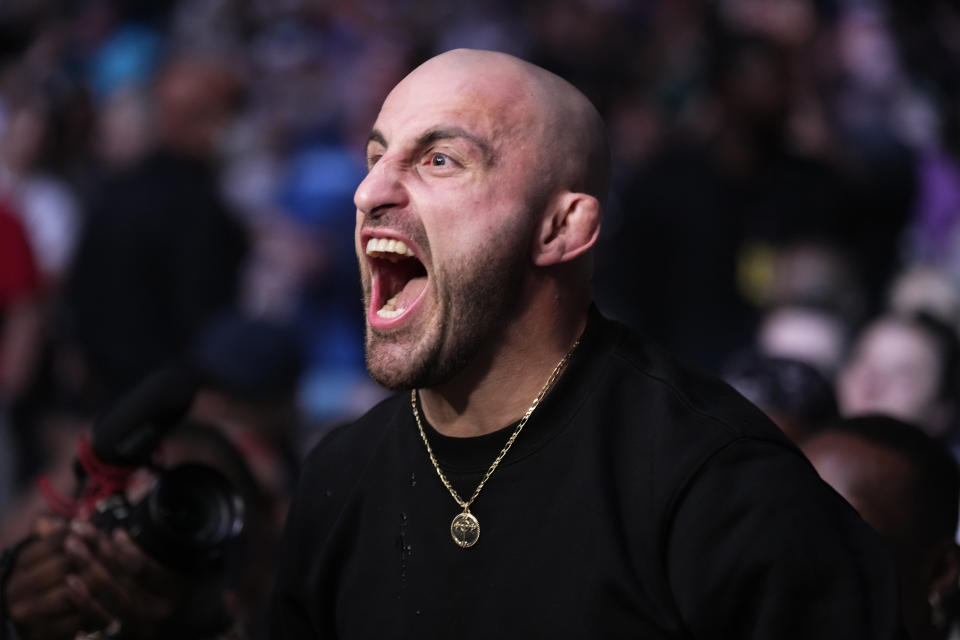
top-left (365, 130), bottom-right (387, 155)
top-left (416, 128), bottom-right (497, 165)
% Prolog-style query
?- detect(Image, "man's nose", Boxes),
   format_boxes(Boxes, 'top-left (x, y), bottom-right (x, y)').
top-left (354, 158), bottom-right (407, 218)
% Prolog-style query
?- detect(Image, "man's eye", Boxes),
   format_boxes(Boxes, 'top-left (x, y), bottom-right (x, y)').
top-left (421, 151), bottom-right (459, 173)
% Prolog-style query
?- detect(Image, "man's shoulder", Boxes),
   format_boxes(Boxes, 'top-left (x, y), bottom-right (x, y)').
top-left (580, 315), bottom-right (804, 506)
top-left (593, 312), bottom-right (793, 449)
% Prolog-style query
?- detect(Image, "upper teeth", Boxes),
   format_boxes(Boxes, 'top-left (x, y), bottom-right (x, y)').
top-left (366, 238), bottom-right (415, 258)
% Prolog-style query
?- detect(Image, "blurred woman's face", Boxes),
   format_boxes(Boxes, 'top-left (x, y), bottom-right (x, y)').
top-left (836, 319), bottom-right (947, 435)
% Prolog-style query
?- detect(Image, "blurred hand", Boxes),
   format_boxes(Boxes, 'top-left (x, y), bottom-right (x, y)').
top-left (63, 520), bottom-right (187, 640)
top-left (6, 516), bottom-right (101, 640)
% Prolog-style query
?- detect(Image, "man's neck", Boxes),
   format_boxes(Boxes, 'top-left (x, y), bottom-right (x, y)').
top-left (418, 301), bottom-right (589, 438)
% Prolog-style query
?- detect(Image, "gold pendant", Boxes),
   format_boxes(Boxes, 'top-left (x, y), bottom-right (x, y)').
top-left (450, 509), bottom-right (480, 548)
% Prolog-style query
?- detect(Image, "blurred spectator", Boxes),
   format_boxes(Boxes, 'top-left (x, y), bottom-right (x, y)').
top-left (594, 24), bottom-right (899, 373)
top-left (0, 93), bottom-right (80, 290)
top-left (188, 312), bottom-right (303, 525)
top-left (2, 420), bottom-right (279, 640)
top-left (897, 0), bottom-right (960, 285)
top-left (801, 416), bottom-right (960, 640)
top-left (754, 240), bottom-right (867, 328)
top-left (888, 266), bottom-right (960, 337)
top-left (724, 350), bottom-right (838, 442)
top-left (0, 13), bottom-right (82, 292)
top-left (755, 304), bottom-right (851, 379)
top-left (0, 203), bottom-right (42, 514)
top-left (836, 313), bottom-right (960, 441)
top-left (0, 95), bottom-right (83, 488)
top-left (906, 146), bottom-right (960, 280)
top-left (0, 202), bottom-right (42, 406)
top-left (62, 51), bottom-right (248, 407)
top-left (596, 32), bottom-right (797, 372)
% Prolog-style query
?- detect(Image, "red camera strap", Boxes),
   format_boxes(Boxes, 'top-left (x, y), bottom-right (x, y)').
top-left (37, 435), bottom-right (138, 519)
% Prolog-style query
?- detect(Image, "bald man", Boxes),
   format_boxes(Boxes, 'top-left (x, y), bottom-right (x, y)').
top-left (802, 417), bottom-right (960, 640)
top-left (271, 50), bottom-right (905, 638)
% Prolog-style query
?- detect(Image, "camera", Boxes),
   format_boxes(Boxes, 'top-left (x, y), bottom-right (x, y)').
top-left (78, 365), bottom-right (246, 575)
top-left (90, 462), bottom-right (245, 574)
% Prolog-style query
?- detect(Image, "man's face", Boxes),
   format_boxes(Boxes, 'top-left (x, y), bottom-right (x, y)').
top-left (353, 61), bottom-right (546, 389)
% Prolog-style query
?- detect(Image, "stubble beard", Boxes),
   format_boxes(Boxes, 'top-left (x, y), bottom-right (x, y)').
top-left (363, 227), bottom-right (529, 391)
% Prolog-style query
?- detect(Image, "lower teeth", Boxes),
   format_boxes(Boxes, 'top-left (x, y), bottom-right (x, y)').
top-left (377, 294), bottom-right (405, 318)
top-left (377, 307), bottom-right (405, 318)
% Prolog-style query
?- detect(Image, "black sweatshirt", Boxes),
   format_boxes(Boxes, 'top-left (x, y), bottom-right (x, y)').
top-left (271, 309), bottom-right (906, 639)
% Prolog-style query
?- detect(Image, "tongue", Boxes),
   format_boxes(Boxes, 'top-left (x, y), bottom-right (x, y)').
top-left (394, 276), bottom-right (427, 310)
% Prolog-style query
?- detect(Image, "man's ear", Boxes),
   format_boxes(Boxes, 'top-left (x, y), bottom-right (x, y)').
top-left (532, 192), bottom-right (601, 267)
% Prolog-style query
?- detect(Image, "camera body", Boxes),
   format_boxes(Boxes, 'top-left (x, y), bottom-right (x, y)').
top-left (79, 366), bottom-right (247, 575)
top-left (90, 462), bottom-right (245, 574)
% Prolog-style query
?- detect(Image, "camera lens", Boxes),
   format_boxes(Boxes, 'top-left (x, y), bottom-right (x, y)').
top-left (129, 463), bottom-right (244, 572)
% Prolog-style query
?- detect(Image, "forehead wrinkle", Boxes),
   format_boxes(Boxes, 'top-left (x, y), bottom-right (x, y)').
top-left (378, 49), bottom-right (608, 199)
top-left (374, 79), bottom-right (525, 148)
top-left (443, 56), bottom-right (608, 201)
top-left (401, 57), bottom-right (539, 134)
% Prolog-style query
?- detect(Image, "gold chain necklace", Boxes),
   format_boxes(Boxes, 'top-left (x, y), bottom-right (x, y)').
top-left (411, 337), bottom-right (580, 548)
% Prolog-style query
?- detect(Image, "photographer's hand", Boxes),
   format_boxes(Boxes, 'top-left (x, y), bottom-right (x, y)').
top-left (6, 517), bottom-right (104, 640)
top-left (63, 521), bottom-right (186, 640)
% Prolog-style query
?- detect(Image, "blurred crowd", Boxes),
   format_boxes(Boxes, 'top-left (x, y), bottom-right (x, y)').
top-left (3, 0), bottom-right (960, 637)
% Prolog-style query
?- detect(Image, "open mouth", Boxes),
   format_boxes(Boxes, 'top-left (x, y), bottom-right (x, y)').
top-left (365, 236), bottom-right (428, 324)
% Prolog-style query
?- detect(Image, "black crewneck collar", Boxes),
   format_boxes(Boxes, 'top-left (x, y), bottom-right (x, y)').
top-left (410, 306), bottom-right (615, 474)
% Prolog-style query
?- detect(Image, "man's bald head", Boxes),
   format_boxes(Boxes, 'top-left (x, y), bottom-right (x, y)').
top-left (387, 49), bottom-right (610, 210)
top-left (802, 416), bottom-right (958, 550)
top-left (801, 416), bottom-right (960, 640)
top-left (354, 49), bottom-right (608, 390)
